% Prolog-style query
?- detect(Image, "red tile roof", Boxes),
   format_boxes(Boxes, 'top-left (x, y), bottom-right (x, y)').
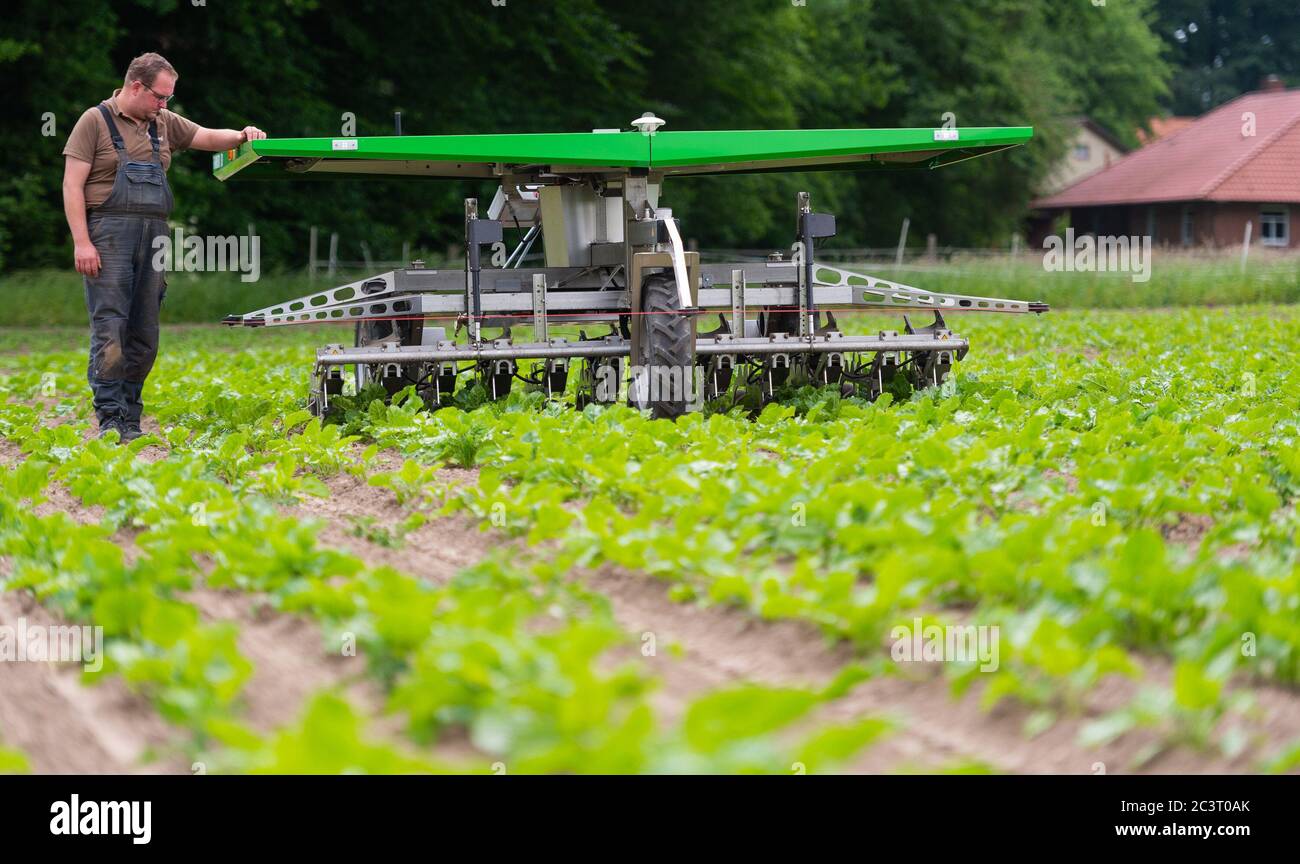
top-left (1034, 89), bottom-right (1300, 208)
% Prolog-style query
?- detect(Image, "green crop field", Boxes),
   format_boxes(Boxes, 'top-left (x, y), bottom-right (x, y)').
top-left (2, 270), bottom-right (1300, 774)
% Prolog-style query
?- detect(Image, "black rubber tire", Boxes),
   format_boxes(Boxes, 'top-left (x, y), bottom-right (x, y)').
top-left (637, 273), bottom-right (693, 420)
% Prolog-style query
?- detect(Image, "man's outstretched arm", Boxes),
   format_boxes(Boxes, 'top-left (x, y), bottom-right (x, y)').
top-left (190, 125), bottom-right (267, 151)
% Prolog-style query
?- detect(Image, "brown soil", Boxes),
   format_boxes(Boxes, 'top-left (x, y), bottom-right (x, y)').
top-left (289, 456), bottom-right (491, 585)
top-left (304, 471), bottom-right (1300, 774)
top-left (0, 591), bottom-right (183, 774)
top-left (583, 563), bottom-right (1300, 774)
top-left (0, 441), bottom-right (477, 773)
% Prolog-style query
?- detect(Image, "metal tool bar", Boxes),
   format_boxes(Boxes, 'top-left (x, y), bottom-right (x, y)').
top-left (227, 271), bottom-right (402, 324)
top-left (317, 332), bottom-right (964, 366)
top-left (417, 290), bottom-right (630, 314)
top-left (318, 340), bottom-right (630, 365)
top-left (699, 262), bottom-right (799, 284)
top-left (395, 266), bottom-right (614, 292)
top-left (791, 262), bottom-right (1041, 313)
top-left (228, 266), bottom-right (1041, 328)
top-left (695, 334), bottom-right (967, 355)
top-left (234, 288), bottom-right (632, 326)
top-left (230, 280), bottom-right (1011, 327)
top-left (700, 261), bottom-right (1044, 314)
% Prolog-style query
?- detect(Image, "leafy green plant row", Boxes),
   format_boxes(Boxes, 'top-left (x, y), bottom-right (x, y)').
top-left (0, 452), bottom-right (256, 756)
top-left (340, 308), bottom-right (1300, 766)
top-left (0, 391), bottom-right (888, 773)
top-left (6, 308), bottom-right (1299, 769)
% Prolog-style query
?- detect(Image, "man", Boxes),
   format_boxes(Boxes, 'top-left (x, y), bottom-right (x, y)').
top-left (62, 52), bottom-right (267, 442)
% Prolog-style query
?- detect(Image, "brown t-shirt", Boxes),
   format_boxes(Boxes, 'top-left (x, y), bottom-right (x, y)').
top-left (62, 90), bottom-right (200, 210)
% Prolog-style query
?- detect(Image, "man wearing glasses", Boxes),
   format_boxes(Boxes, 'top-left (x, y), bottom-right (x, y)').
top-left (62, 52), bottom-right (267, 442)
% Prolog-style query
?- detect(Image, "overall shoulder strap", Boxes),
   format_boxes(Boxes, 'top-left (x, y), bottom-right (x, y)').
top-left (148, 119), bottom-right (160, 157)
top-left (96, 103), bottom-right (125, 152)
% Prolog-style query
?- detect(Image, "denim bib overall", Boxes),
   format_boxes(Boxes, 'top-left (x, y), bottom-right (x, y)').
top-left (83, 102), bottom-right (174, 428)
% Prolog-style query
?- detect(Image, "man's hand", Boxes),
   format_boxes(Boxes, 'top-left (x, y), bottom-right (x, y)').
top-left (75, 241), bottom-right (102, 277)
top-left (192, 126), bottom-right (268, 151)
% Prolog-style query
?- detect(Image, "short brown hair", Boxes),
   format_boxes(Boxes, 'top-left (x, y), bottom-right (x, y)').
top-left (124, 53), bottom-right (177, 88)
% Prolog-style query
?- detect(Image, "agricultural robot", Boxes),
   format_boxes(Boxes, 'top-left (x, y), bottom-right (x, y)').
top-left (217, 116), bottom-right (1047, 418)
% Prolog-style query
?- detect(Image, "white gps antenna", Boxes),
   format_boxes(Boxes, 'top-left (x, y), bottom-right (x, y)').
top-left (631, 112), bottom-right (665, 136)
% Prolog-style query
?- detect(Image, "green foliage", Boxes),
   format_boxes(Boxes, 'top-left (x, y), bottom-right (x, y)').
top-left (217, 693), bottom-right (450, 775)
top-left (6, 295), bottom-right (1300, 771)
top-left (0, 742), bottom-right (30, 774)
top-left (345, 305), bottom-right (1300, 758)
top-left (368, 459), bottom-right (444, 507)
top-left (0, 335), bottom-right (892, 773)
top-left (1155, 0), bottom-right (1300, 115)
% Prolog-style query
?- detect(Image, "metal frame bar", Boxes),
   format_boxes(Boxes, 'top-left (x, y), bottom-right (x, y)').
top-left (730, 268), bottom-right (745, 333)
top-left (314, 330), bottom-right (966, 366)
top-left (227, 260), bottom-right (1040, 329)
top-left (531, 273), bottom-right (548, 342)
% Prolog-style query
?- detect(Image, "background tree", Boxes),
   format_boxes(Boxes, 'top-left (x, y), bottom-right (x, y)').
top-left (0, 0), bottom-right (1176, 271)
top-left (1155, 0), bottom-right (1299, 114)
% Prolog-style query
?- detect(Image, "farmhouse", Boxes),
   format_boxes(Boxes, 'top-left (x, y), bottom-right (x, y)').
top-left (1032, 79), bottom-right (1300, 249)
top-left (1038, 116), bottom-right (1130, 197)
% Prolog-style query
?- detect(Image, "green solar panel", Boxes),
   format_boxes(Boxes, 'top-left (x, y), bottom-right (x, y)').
top-left (212, 126), bottom-right (1032, 181)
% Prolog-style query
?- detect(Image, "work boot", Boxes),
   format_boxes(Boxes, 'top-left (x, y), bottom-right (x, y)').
top-left (120, 421), bottom-right (143, 443)
top-left (98, 417), bottom-right (124, 442)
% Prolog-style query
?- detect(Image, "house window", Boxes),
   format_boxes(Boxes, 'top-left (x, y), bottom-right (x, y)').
top-left (1146, 207), bottom-right (1157, 243)
top-left (1073, 143), bottom-right (1091, 161)
top-left (1261, 208), bottom-right (1289, 247)
top-left (1181, 206), bottom-right (1195, 247)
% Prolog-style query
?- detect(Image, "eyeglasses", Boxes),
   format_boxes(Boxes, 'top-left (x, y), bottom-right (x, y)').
top-left (141, 82), bottom-right (174, 105)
